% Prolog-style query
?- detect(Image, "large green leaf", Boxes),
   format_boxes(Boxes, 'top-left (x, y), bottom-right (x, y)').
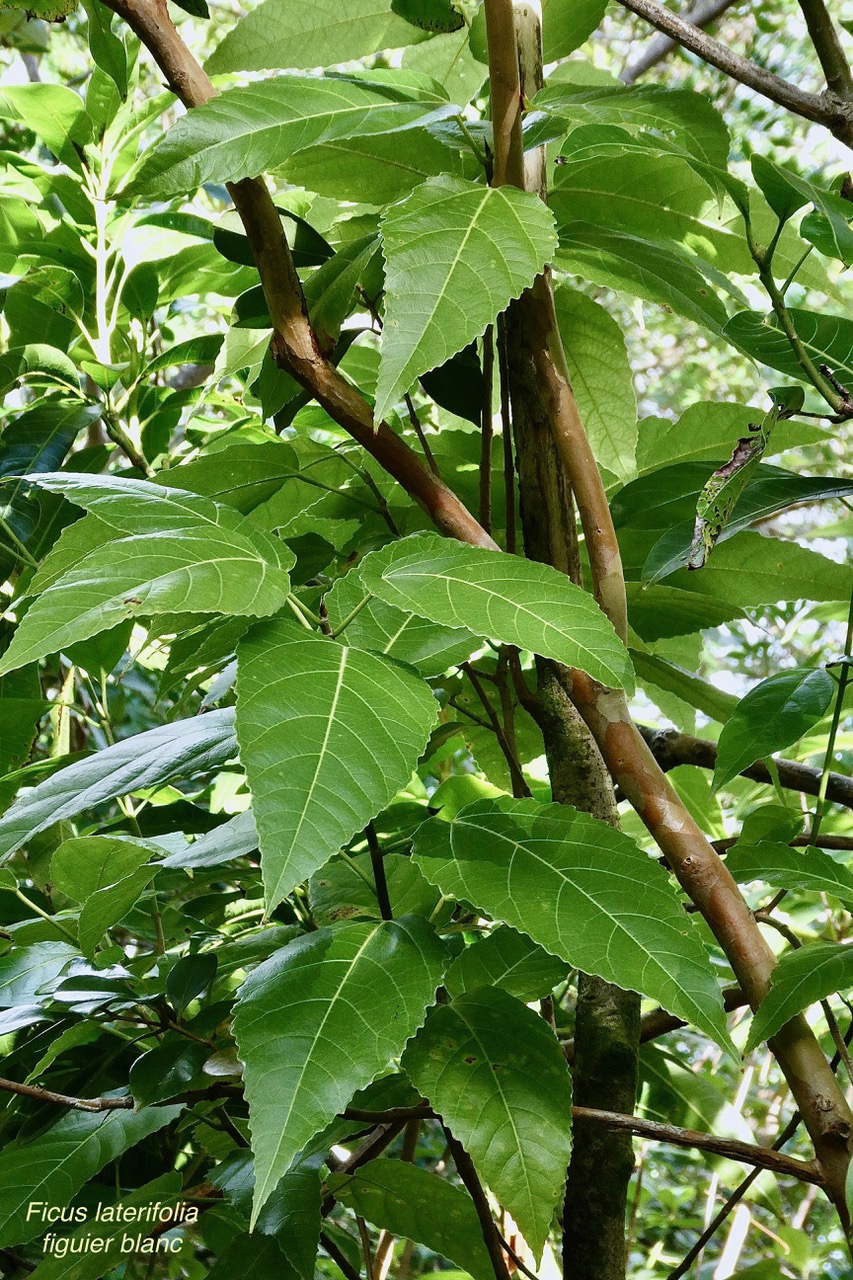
top-left (635, 403), bottom-right (827, 476)
top-left (235, 622), bottom-right (438, 911)
top-left (413, 797), bottom-right (734, 1052)
top-left (557, 223), bottom-right (729, 335)
top-left (329, 1157), bottom-right (493, 1280)
top-left (0, 709), bottom-right (237, 861)
top-left (726, 843), bottom-right (853, 913)
top-left (665, 532), bottom-right (853, 606)
top-left (554, 283), bottom-right (637, 482)
top-left (724, 308), bottom-right (853, 384)
top-left (359, 534), bottom-right (634, 691)
top-left (131, 76), bottom-right (449, 199)
top-left (0, 476), bottom-right (293, 675)
top-left (746, 942), bottom-right (853, 1052)
top-left (444, 925), bottom-right (569, 1002)
top-left (375, 175), bottom-right (557, 422)
top-left (0, 1106), bottom-right (182, 1247)
top-left (550, 130), bottom-right (749, 270)
top-left (713, 668), bottom-right (835, 791)
top-left (232, 916), bottom-right (446, 1222)
top-left (532, 83), bottom-right (731, 167)
top-left (205, 0), bottom-right (426, 73)
top-left (402, 987), bottom-right (572, 1259)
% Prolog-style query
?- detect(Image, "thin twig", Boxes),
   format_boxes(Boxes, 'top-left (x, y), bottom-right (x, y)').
top-left (404, 394), bottom-right (441, 478)
top-left (496, 318), bottom-right (516, 554)
top-left (616, 0), bottom-right (853, 147)
top-left (796, 0), bottom-right (853, 97)
top-left (365, 822), bottom-right (393, 921)
top-left (0, 1076), bottom-right (133, 1111)
top-left (479, 327), bottom-right (495, 534)
top-left (444, 1127), bottom-right (512, 1280)
top-left (620, 0), bottom-right (738, 84)
top-left (461, 662), bottom-right (531, 798)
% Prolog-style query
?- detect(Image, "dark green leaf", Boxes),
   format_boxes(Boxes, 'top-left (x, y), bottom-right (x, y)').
top-left (713, 668), bottom-right (835, 790)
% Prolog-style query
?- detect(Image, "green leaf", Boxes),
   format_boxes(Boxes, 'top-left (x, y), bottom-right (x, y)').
top-left (375, 175), bottom-right (557, 422)
top-left (391, 0), bottom-right (464, 32)
top-left (0, 709), bottom-right (237, 861)
top-left (325, 571), bottom-right (474, 677)
top-left (533, 84), bottom-right (730, 167)
top-left (0, 941), bottom-right (77, 1006)
top-left (129, 1039), bottom-right (210, 1106)
top-left (413, 797), bottom-right (735, 1053)
top-left (166, 952), bottom-right (217, 1015)
top-left (724, 308), bottom-right (853, 384)
top-left (746, 942), bottom-right (853, 1052)
top-left (0, 476), bottom-right (293, 675)
top-left (557, 223), bottom-right (729, 336)
top-left (232, 916), bottom-right (446, 1222)
top-left (554, 283), bottom-right (637, 482)
top-left (359, 533), bottom-right (635, 692)
top-left (51, 833), bottom-right (161, 957)
top-left (131, 76), bottom-right (446, 199)
top-left (82, 0), bottom-right (128, 98)
top-left (205, 0), bottom-right (426, 74)
top-left (713, 668), bottom-right (835, 791)
top-left (309, 851), bottom-right (441, 925)
top-left (726, 843), bottom-right (853, 913)
top-left (162, 810), bottom-right (258, 870)
top-left (205, 1235), bottom-right (299, 1280)
top-left (751, 156), bottom-right (853, 264)
top-left (329, 1157), bottom-right (493, 1280)
top-left (665, 532), bottom-right (853, 607)
top-left (0, 1106), bottom-right (182, 1247)
top-left (444, 925), bottom-right (569, 1002)
top-left (50, 834), bottom-right (158, 902)
top-left (551, 133), bottom-right (748, 270)
top-left (235, 622), bottom-right (438, 912)
top-left (402, 987), bottom-right (572, 1258)
top-left (0, 83), bottom-right (89, 160)
top-left (635, 402), bottom-right (825, 475)
top-left (630, 650), bottom-right (738, 724)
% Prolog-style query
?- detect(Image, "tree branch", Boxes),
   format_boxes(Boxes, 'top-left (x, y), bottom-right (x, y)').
top-left (572, 1106), bottom-right (824, 1185)
top-left (620, 0), bottom-right (739, 85)
top-left (444, 1127), bottom-right (512, 1280)
top-left (616, 0), bottom-right (853, 146)
top-left (100, 0), bottom-right (497, 553)
top-left (0, 1076), bottom-right (133, 1111)
top-left (639, 724), bottom-right (853, 809)
top-left (797, 0), bottom-right (853, 99)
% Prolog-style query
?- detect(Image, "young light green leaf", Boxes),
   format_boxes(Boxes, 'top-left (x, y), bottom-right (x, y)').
top-left (444, 925), bottom-right (569, 1002)
top-left (747, 942), bottom-right (853, 1052)
top-left (131, 76), bottom-right (446, 199)
top-left (413, 797), bottom-right (735, 1054)
top-left (232, 916), bottom-right (446, 1223)
top-left (329, 1158), bottom-right (493, 1280)
top-left (402, 987), bottom-right (572, 1259)
top-left (713, 668), bottom-right (835, 791)
top-left (205, 0), bottom-right (426, 74)
top-left (359, 533), bottom-right (634, 691)
top-left (235, 623), bottom-right (438, 911)
top-left (0, 1106), bottom-right (182, 1247)
top-left (0, 709), bottom-right (237, 861)
top-left (554, 284), bottom-right (637, 482)
top-left (726, 843), bottom-right (853, 913)
top-left (375, 175), bottom-right (557, 422)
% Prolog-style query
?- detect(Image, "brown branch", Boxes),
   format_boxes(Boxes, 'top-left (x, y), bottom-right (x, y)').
top-left (572, 1106), bottom-right (824, 1185)
top-left (616, 0), bottom-right (853, 146)
top-left (483, 0), bottom-right (853, 1225)
top-left (345, 1102), bottom-right (820, 1185)
top-left (101, 0), bottom-right (496, 553)
top-left (444, 1127), bottom-right (512, 1280)
top-left (797, 0), bottom-right (853, 98)
top-left (620, 0), bottom-right (739, 84)
top-left (640, 724), bottom-right (853, 809)
top-left (321, 1232), bottom-right (362, 1280)
top-left (0, 1076), bottom-right (133, 1111)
